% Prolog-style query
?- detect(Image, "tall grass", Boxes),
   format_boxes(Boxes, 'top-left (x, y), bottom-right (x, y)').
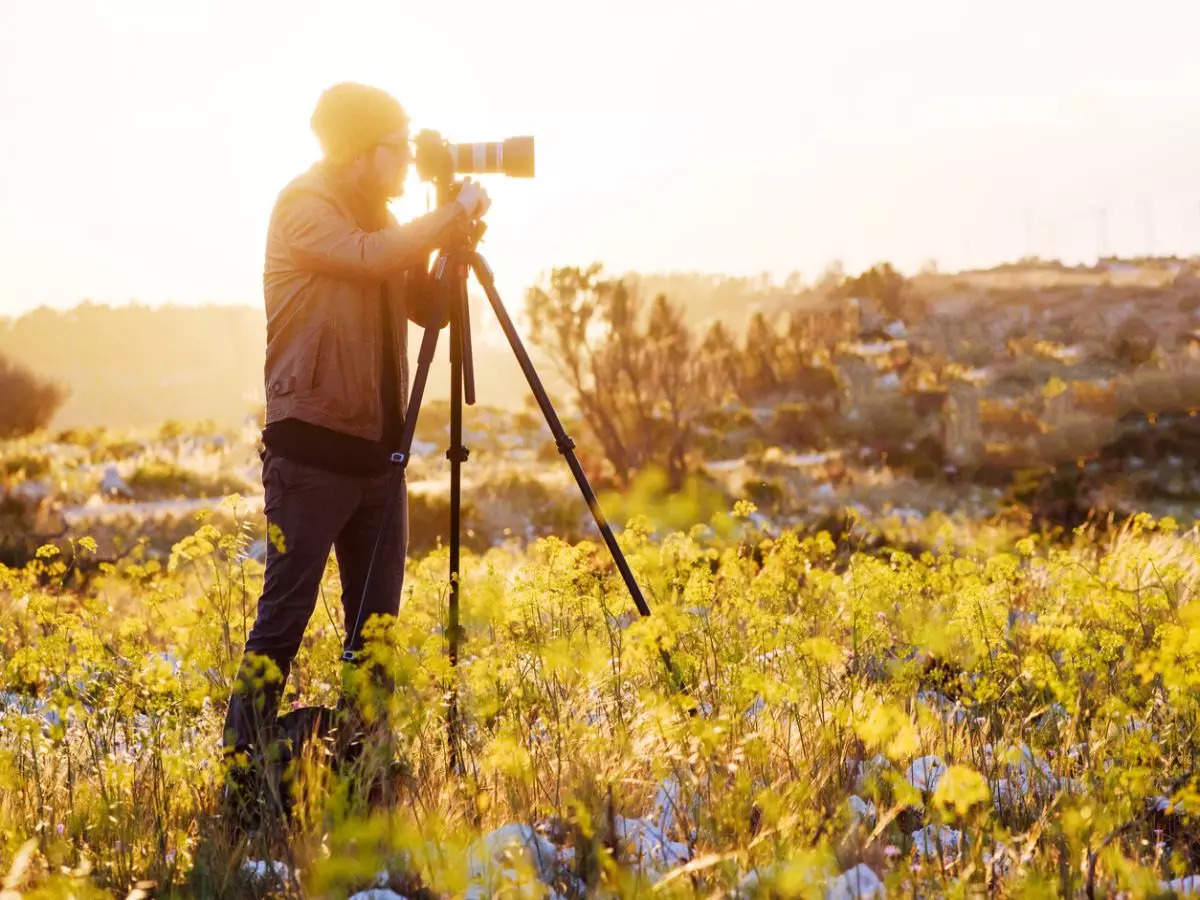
top-left (1, 506), bottom-right (1198, 896)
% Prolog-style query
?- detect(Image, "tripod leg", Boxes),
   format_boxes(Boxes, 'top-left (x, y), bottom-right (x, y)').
top-left (458, 273), bottom-right (476, 406)
top-left (399, 323), bottom-right (442, 460)
top-left (467, 253), bottom-right (687, 693)
top-left (446, 260), bottom-right (471, 772)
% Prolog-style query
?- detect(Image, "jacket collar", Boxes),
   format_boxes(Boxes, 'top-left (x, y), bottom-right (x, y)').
top-left (316, 161), bottom-right (389, 231)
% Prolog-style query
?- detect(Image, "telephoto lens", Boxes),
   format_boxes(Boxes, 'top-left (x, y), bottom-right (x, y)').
top-left (449, 137), bottom-right (534, 177)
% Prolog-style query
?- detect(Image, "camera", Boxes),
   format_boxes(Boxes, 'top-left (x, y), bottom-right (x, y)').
top-left (413, 129), bottom-right (535, 186)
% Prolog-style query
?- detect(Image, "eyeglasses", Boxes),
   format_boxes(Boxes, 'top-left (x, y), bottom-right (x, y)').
top-left (378, 138), bottom-right (411, 158)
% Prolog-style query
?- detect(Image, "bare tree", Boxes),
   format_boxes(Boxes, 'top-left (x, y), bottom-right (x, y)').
top-left (696, 320), bottom-right (743, 405)
top-left (526, 265), bottom-right (712, 489)
top-left (740, 312), bottom-right (784, 399)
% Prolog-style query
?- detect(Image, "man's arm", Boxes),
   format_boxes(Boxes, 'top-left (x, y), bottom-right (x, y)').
top-left (277, 192), bottom-right (465, 281)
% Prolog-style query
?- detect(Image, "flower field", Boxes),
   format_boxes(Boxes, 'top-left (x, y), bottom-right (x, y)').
top-left (2, 498), bottom-right (1199, 898)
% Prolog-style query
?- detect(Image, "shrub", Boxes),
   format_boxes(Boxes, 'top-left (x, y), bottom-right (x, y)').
top-left (1113, 316), bottom-right (1156, 365)
top-left (834, 261), bottom-right (923, 320)
top-left (0, 353), bottom-right (68, 438)
top-left (125, 461), bottom-right (249, 500)
top-left (55, 425), bottom-right (107, 446)
top-left (1, 451), bottom-right (52, 479)
top-left (837, 394), bottom-right (923, 456)
top-left (743, 475), bottom-right (786, 512)
top-left (770, 402), bottom-right (832, 449)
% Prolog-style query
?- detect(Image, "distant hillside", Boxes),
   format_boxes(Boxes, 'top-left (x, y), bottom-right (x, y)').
top-left (622, 270), bottom-right (811, 331)
top-left (0, 302), bottom-right (267, 429)
top-left (0, 275), bottom-right (807, 431)
top-left (0, 299), bottom-right (555, 430)
top-left (13, 259), bottom-right (1186, 431)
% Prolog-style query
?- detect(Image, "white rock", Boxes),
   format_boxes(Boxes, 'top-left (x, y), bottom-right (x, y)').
top-left (349, 891), bottom-right (409, 900)
top-left (467, 823), bottom-right (558, 888)
top-left (613, 815), bottom-right (690, 882)
top-left (983, 840), bottom-right (1012, 876)
top-left (826, 863), bottom-right (885, 899)
top-left (911, 825), bottom-right (962, 859)
top-left (100, 465), bottom-right (133, 498)
top-left (736, 863), bottom-right (777, 896)
top-left (705, 458), bottom-right (743, 472)
top-left (1056, 775), bottom-right (1083, 794)
top-left (1012, 744), bottom-right (1064, 797)
top-left (847, 795), bottom-right (876, 826)
top-left (744, 695), bottom-right (766, 720)
top-left (242, 859), bottom-right (290, 881)
top-left (787, 451), bottom-right (831, 466)
top-left (1151, 795), bottom-right (1187, 815)
top-left (748, 406), bottom-right (774, 425)
top-left (650, 777), bottom-right (685, 837)
top-left (410, 438), bottom-right (438, 457)
top-left (1017, 744), bottom-right (1053, 775)
top-left (905, 755), bottom-right (946, 794)
top-left (845, 341), bottom-right (898, 356)
top-left (242, 538), bottom-right (268, 562)
top-left (1162, 875), bottom-right (1200, 895)
top-left (11, 480), bottom-right (51, 503)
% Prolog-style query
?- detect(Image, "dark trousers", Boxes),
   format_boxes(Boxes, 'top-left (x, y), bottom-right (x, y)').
top-left (223, 449), bottom-right (408, 751)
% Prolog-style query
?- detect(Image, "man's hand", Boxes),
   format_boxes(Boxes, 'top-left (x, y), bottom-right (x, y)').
top-left (455, 178), bottom-right (492, 218)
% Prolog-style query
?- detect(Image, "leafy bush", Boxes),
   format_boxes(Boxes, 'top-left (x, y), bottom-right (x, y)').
top-left (1114, 316), bottom-right (1157, 365)
top-left (527, 267), bottom-right (852, 486)
top-left (0, 451), bottom-right (51, 479)
top-left (125, 460), bottom-right (249, 500)
top-left (770, 401), bottom-right (833, 449)
top-left (0, 353), bottom-right (68, 438)
top-left (834, 261), bottom-right (923, 320)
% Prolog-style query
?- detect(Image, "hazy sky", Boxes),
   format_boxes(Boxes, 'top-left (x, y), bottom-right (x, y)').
top-left (3, 0), bottom-right (1200, 317)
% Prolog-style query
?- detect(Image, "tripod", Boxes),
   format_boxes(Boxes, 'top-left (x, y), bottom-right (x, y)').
top-left (343, 210), bottom-right (681, 769)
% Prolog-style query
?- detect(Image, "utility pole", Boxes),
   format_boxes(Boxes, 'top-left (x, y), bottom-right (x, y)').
top-left (1095, 207), bottom-right (1109, 261)
top-left (1143, 197), bottom-right (1156, 256)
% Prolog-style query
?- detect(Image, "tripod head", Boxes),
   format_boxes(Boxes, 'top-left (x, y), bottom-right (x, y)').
top-left (447, 206), bottom-right (488, 250)
top-left (429, 217), bottom-right (482, 408)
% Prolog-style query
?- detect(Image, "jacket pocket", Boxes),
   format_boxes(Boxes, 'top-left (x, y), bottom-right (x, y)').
top-left (311, 329), bottom-right (372, 424)
top-left (267, 327), bottom-right (325, 398)
top-left (268, 374), bottom-right (297, 397)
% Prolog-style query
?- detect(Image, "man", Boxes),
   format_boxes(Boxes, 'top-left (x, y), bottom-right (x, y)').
top-left (222, 83), bottom-right (489, 794)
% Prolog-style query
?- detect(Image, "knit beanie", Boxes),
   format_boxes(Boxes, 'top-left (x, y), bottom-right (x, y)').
top-left (310, 83), bottom-right (408, 165)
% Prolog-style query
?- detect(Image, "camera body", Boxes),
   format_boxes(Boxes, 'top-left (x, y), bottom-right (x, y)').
top-left (413, 129), bottom-right (535, 186)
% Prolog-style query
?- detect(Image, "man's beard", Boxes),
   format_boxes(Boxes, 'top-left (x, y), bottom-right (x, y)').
top-left (375, 171), bottom-right (406, 203)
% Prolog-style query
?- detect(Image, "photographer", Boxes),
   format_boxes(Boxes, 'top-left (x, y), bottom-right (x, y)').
top-left (222, 82), bottom-right (489, 809)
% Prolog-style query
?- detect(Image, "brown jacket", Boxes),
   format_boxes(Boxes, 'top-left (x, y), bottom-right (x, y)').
top-left (262, 163), bottom-right (462, 441)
